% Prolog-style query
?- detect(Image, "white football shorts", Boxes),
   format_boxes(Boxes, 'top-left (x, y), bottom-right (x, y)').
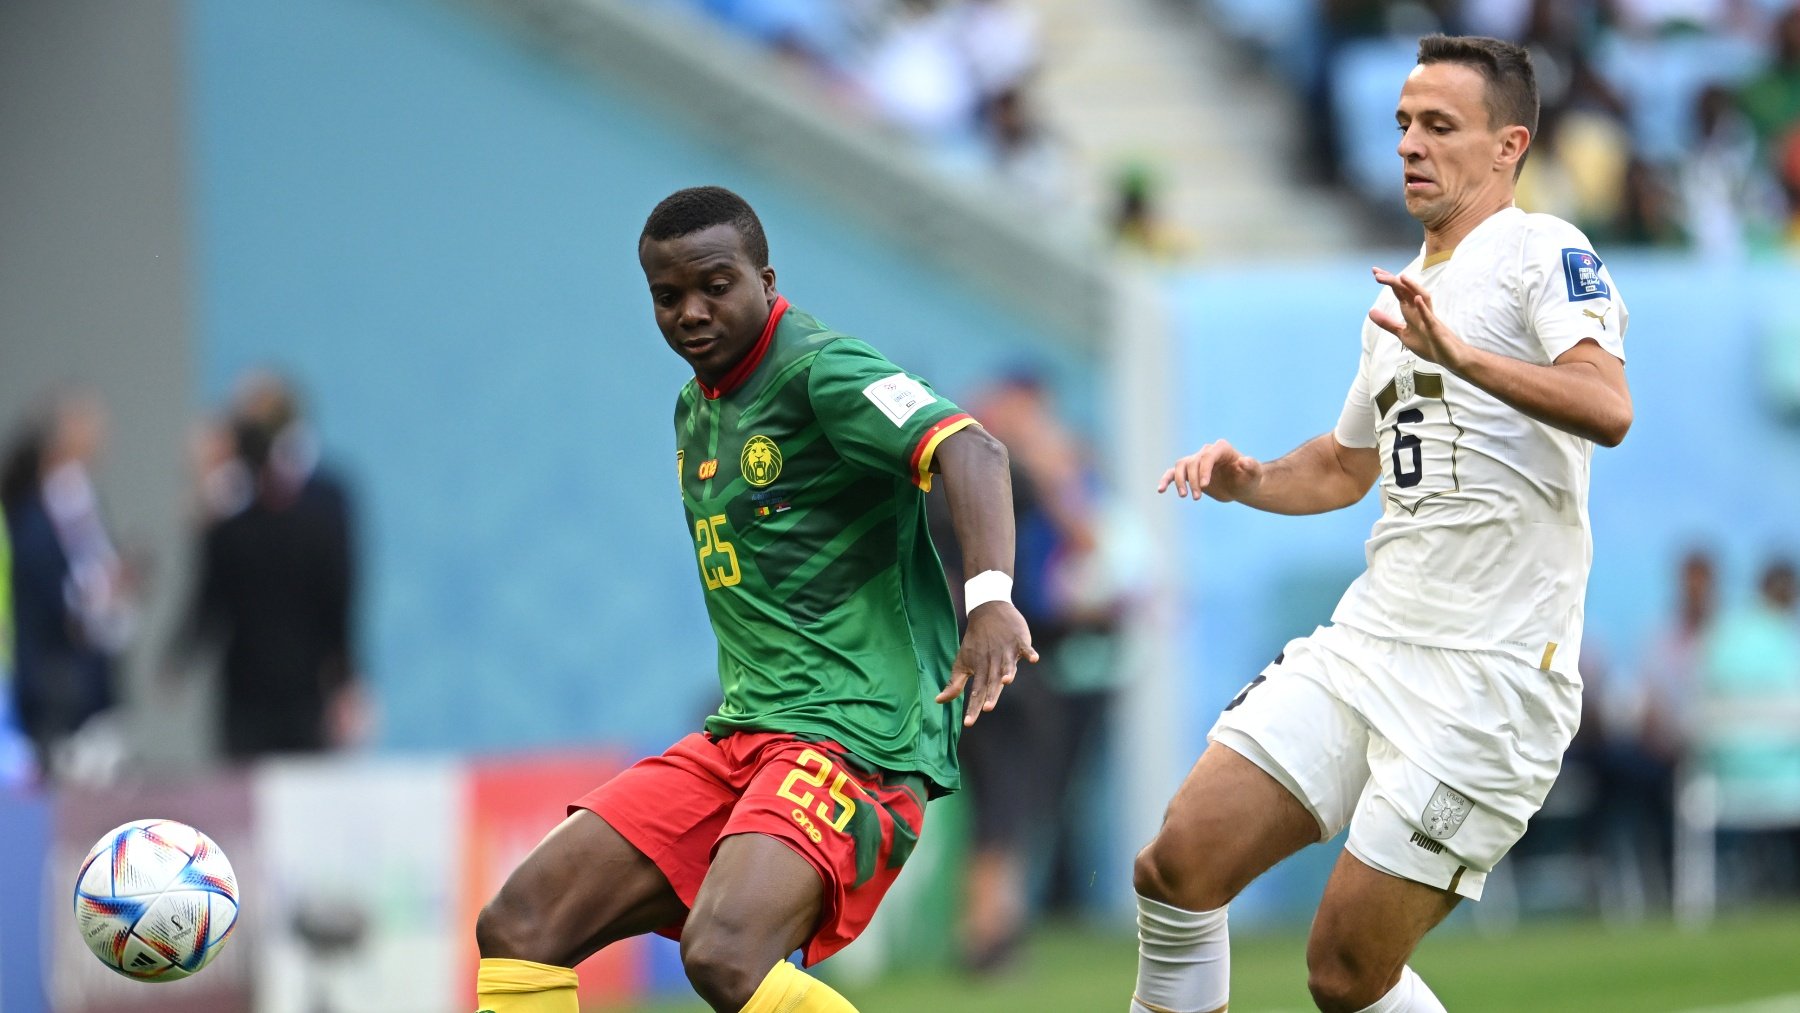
top-left (1209, 623), bottom-right (1581, 900)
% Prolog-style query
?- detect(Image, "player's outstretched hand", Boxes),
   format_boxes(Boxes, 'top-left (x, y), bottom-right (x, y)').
top-left (1158, 438), bottom-right (1263, 502)
top-left (1369, 267), bottom-right (1468, 369)
top-left (938, 602), bottom-right (1037, 727)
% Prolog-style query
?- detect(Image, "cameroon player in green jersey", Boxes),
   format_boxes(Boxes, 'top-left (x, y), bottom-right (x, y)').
top-left (475, 187), bottom-right (1036, 1013)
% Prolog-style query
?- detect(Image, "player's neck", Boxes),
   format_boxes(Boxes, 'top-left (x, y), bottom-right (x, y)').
top-left (1422, 192), bottom-right (1515, 260)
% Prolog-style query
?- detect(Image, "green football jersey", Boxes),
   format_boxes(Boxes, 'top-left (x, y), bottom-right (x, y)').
top-left (675, 297), bottom-right (975, 793)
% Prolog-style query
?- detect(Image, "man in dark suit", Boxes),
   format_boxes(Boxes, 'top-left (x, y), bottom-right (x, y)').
top-left (178, 374), bottom-right (361, 759)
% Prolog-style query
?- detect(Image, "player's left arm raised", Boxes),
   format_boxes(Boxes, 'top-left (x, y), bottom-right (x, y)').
top-left (1370, 267), bottom-right (1633, 447)
top-left (930, 425), bottom-right (1038, 727)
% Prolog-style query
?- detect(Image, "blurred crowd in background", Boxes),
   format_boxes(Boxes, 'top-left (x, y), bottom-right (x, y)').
top-left (1, 374), bottom-right (362, 789)
top-left (656, 0), bottom-right (1800, 256)
top-left (1517, 548), bottom-right (1800, 921)
top-left (641, 0), bottom-right (1077, 212)
top-left (1238, 0), bottom-right (1800, 255)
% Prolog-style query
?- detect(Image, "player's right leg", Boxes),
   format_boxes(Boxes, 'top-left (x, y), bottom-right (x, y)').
top-left (1130, 644), bottom-right (1371, 1012)
top-left (475, 732), bottom-right (744, 1012)
top-left (474, 810), bottom-right (687, 1012)
top-left (1129, 744), bottom-right (1320, 1013)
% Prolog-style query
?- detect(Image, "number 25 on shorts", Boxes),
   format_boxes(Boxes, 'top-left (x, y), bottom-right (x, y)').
top-left (777, 749), bottom-right (857, 833)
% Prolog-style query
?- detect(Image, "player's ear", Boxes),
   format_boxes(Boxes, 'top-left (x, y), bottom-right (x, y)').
top-left (760, 266), bottom-right (777, 300)
top-left (1497, 124), bottom-right (1529, 175)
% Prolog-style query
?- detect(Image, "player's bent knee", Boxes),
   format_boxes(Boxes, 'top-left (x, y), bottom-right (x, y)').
top-left (1308, 971), bottom-right (1384, 1013)
top-left (476, 890), bottom-right (563, 966)
top-left (1304, 942), bottom-right (1391, 1013)
top-left (475, 896), bottom-right (529, 957)
top-left (1133, 836), bottom-right (1233, 911)
top-left (680, 923), bottom-right (768, 1010)
top-left (474, 894), bottom-right (525, 959)
top-left (1132, 842), bottom-right (1174, 900)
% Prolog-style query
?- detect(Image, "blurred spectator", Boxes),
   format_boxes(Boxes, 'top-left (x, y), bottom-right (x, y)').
top-left (860, 0), bottom-right (983, 141)
top-left (1111, 164), bottom-right (1190, 258)
top-left (1698, 556), bottom-right (1800, 895)
top-left (983, 86), bottom-right (1076, 209)
top-left (1679, 83), bottom-right (1782, 255)
top-left (170, 372), bottom-right (364, 761)
top-left (1517, 104), bottom-right (1633, 229)
top-left (1, 391), bottom-right (136, 781)
top-left (0, 517), bottom-right (37, 787)
top-left (1741, 6), bottom-right (1800, 238)
top-left (956, 0), bottom-right (1040, 104)
top-left (1783, 128), bottom-right (1800, 240)
top-left (1617, 549), bottom-right (1720, 905)
top-left (1738, 4), bottom-right (1800, 147)
top-left (1613, 156), bottom-right (1689, 245)
top-left (1638, 551), bottom-right (1719, 780)
top-left (929, 371), bottom-right (1123, 972)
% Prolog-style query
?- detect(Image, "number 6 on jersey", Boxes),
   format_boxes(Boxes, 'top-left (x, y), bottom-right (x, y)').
top-left (1376, 367), bottom-right (1462, 513)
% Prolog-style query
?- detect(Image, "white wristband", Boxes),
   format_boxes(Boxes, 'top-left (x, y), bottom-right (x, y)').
top-left (964, 570), bottom-right (1012, 615)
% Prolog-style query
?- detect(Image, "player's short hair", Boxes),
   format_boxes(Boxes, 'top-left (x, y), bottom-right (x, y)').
top-left (640, 186), bottom-right (770, 268)
top-left (1417, 34), bottom-right (1538, 175)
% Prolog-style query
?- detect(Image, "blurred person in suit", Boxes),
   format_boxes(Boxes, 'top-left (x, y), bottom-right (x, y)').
top-left (1, 390), bottom-right (136, 780)
top-left (170, 372), bottom-right (363, 760)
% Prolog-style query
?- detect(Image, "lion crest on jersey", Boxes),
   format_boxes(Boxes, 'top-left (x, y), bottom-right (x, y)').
top-left (740, 435), bottom-right (783, 487)
top-left (1422, 783), bottom-right (1471, 840)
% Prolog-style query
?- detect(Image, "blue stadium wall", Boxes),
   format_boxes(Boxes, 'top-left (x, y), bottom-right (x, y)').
top-left (183, 0), bottom-right (1087, 756)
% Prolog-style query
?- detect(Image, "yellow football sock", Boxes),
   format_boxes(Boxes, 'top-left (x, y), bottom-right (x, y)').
top-left (476, 957), bottom-right (579, 1013)
top-left (740, 959), bottom-right (858, 1012)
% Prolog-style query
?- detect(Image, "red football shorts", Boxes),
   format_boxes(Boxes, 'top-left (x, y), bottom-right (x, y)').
top-left (570, 730), bottom-right (928, 965)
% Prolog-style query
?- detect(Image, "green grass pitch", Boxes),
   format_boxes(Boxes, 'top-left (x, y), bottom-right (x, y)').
top-left (615, 911), bottom-right (1800, 1012)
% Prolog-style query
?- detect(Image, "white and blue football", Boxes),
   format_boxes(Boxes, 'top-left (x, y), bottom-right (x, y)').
top-left (73, 818), bottom-right (241, 981)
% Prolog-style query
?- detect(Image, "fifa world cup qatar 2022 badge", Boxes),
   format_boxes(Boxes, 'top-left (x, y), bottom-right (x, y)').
top-left (1561, 248), bottom-right (1611, 302)
top-left (1422, 783), bottom-right (1472, 840)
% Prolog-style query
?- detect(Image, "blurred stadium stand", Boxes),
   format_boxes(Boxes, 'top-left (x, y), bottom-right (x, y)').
top-left (1200, 0), bottom-right (1800, 252)
top-left (6, 0), bottom-right (1800, 1009)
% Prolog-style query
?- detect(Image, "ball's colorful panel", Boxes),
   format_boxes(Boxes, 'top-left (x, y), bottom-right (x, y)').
top-left (207, 891), bottom-right (240, 947)
top-left (112, 828), bottom-right (192, 897)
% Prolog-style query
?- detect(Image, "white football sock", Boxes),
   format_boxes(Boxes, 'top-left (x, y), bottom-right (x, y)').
top-left (1355, 965), bottom-right (1446, 1013)
top-left (1129, 893), bottom-right (1229, 1013)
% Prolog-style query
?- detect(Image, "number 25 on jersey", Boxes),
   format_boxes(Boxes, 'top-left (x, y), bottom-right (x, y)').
top-left (695, 514), bottom-right (741, 590)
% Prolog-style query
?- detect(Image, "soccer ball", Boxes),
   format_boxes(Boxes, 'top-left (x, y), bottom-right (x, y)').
top-left (73, 818), bottom-right (241, 981)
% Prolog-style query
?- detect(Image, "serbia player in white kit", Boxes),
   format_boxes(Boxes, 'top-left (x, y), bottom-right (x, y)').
top-left (1128, 35), bottom-right (1633, 1013)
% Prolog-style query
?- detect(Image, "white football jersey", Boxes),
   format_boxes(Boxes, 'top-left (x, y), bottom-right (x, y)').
top-left (1330, 207), bottom-right (1627, 678)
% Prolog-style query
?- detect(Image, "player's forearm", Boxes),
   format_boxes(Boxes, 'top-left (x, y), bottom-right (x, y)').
top-left (935, 426), bottom-right (1017, 578)
top-left (1242, 433), bottom-right (1375, 515)
top-left (1447, 345), bottom-right (1633, 447)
